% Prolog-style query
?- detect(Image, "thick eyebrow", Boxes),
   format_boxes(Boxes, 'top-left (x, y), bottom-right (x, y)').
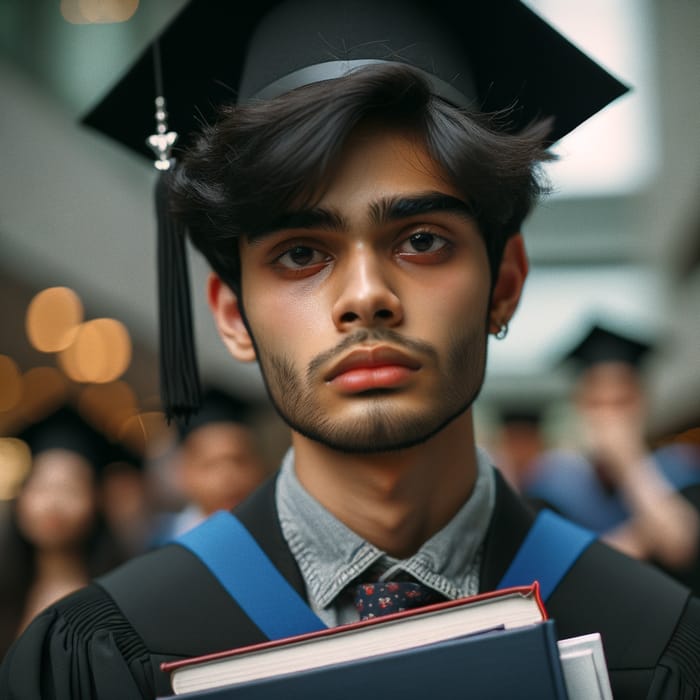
top-left (246, 192), bottom-right (473, 243)
top-left (247, 208), bottom-right (346, 242)
top-left (369, 193), bottom-right (475, 225)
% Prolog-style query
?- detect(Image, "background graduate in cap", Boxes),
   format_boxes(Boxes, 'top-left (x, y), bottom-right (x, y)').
top-left (150, 387), bottom-right (271, 545)
top-left (524, 321), bottom-right (700, 591)
top-left (488, 401), bottom-right (549, 491)
top-left (3, 2), bottom-right (700, 699)
top-left (0, 405), bottom-right (124, 661)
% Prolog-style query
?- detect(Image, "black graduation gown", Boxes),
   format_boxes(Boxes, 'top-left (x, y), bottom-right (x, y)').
top-left (2, 471), bottom-right (700, 700)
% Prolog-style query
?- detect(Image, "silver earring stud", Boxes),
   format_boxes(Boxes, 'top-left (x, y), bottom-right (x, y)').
top-left (494, 322), bottom-right (509, 340)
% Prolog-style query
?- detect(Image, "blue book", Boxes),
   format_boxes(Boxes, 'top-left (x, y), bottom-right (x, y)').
top-left (165, 620), bottom-right (568, 699)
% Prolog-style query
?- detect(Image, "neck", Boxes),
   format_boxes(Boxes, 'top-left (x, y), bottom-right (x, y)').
top-left (292, 411), bottom-right (479, 558)
top-left (33, 547), bottom-right (89, 583)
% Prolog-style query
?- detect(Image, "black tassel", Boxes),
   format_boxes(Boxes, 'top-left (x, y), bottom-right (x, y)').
top-left (149, 42), bottom-right (201, 424)
top-left (155, 170), bottom-right (201, 425)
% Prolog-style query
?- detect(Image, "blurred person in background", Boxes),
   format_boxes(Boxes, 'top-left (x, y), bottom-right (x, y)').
top-left (150, 387), bottom-right (272, 544)
top-left (524, 323), bottom-right (700, 592)
top-left (489, 403), bottom-right (548, 491)
top-left (0, 404), bottom-right (125, 661)
top-left (99, 444), bottom-right (156, 559)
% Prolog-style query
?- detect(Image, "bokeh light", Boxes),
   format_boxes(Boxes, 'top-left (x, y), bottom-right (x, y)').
top-left (25, 286), bottom-right (83, 353)
top-left (120, 411), bottom-right (172, 457)
top-left (0, 356), bottom-right (23, 412)
top-left (16, 367), bottom-right (70, 424)
top-left (58, 318), bottom-right (132, 383)
top-left (0, 438), bottom-right (32, 500)
top-left (61, 0), bottom-right (139, 24)
top-left (78, 381), bottom-right (138, 440)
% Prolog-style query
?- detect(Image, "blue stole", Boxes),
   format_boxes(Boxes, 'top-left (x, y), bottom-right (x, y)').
top-left (176, 507), bottom-right (595, 640)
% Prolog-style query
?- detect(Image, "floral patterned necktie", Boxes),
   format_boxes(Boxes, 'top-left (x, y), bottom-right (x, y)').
top-left (353, 581), bottom-right (445, 620)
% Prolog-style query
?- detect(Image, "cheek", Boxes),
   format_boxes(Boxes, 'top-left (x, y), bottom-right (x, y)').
top-left (246, 287), bottom-right (328, 360)
top-left (411, 269), bottom-right (490, 328)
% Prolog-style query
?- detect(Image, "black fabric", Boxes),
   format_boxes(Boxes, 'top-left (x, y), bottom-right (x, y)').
top-left (652, 483), bottom-right (700, 596)
top-left (0, 585), bottom-right (152, 699)
top-left (233, 476), bottom-right (309, 599)
top-left (2, 470), bottom-right (699, 699)
top-left (98, 546), bottom-right (267, 659)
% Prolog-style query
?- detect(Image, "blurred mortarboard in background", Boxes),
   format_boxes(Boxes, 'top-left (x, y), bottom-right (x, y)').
top-left (81, 0), bottom-right (629, 424)
top-left (177, 387), bottom-right (256, 442)
top-left (498, 404), bottom-right (545, 428)
top-left (103, 440), bottom-right (145, 475)
top-left (561, 323), bottom-right (653, 372)
top-left (18, 405), bottom-right (113, 478)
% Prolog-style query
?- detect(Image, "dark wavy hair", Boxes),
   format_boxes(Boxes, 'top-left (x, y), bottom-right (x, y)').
top-left (170, 63), bottom-right (553, 295)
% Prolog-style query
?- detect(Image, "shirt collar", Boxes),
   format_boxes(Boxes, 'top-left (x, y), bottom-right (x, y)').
top-left (276, 447), bottom-right (495, 610)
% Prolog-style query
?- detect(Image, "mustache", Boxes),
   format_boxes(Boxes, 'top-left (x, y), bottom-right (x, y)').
top-left (306, 328), bottom-right (438, 381)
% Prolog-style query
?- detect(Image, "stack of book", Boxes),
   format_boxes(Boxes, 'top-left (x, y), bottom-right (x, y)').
top-left (160, 582), bottom-right (612, 699)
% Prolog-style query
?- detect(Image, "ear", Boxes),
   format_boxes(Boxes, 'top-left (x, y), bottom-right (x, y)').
top-left (207, 273), bottom-right (257, 363)
top-left (488, 234), bottom-right (529, 335)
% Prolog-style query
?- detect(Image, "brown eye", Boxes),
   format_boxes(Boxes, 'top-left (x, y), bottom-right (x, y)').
top-left (398, 232), bottom-right (449, 254)
top-left (276, 245), bottom-right (326, 268)
top-left (409, 232), bottom-right (437, 252)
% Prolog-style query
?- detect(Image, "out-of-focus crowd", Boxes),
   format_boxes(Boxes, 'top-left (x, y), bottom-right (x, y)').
top-left (0, 387), bottom-right (279, 660)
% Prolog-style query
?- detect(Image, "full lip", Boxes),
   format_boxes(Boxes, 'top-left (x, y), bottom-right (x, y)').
top-left (324, 346), bottom-right (422, 382)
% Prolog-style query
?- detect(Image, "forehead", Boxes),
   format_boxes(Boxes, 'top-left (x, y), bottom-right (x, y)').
top-left (579, 362), bottom-right (642, 396)
top-left (319, 124), bottom-right (458, 204)
top-left (27, 450), bottom-right (95, 487)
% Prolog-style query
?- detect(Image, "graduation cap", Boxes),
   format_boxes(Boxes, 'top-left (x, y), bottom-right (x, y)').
top-left (176, 387), bottom-right (256, 442)
top-left (104, 440), bottom-right (145, 475)
top-left (498, 405), bottom-right (544, 428)
top-left (562, 323), bottom-right (653, 372)
top-left (19, 405), bottom-right (113, 478)
top-left (81, 0), bottom-right (628, 424)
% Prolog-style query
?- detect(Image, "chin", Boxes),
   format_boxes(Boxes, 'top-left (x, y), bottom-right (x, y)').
top-left (285, 397), bottom-right (475, 454)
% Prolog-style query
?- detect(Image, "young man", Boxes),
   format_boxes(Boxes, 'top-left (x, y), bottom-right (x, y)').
top-left (3, 1), bottom-right (699, 698)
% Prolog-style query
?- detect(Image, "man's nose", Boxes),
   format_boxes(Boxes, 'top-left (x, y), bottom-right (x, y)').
top-left (331, 247), bottom-right (403, 331)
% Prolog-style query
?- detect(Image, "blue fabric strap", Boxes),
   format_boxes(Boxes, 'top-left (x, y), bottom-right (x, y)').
top-left (178, 508), bottom-right (593, 639)
top-left (498, 509), bottom-right (596, 601)
top-left (176, 510), bottom-right (327, 640)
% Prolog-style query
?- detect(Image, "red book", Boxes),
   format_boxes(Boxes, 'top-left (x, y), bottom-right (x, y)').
top-left (162, 582), bottom-right (546, 695)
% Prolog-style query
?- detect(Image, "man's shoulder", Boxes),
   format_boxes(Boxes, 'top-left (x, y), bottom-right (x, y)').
top-left (0, 581), bottom-right (157, 700)
top-left (549, 538), bottom-right (699, 697)
top-left (551, 539), bottom-right (689, 663)
top-left (97, 542), bottom-right (269, 658)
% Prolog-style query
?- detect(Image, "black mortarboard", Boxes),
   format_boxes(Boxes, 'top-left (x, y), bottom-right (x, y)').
top-left (104, 440), bottom-right (145, 474)
top-left (84, 0), bottom-right (628, 156)
top-left (562, 323), bottom-right (653, 372)
top-left (81, 0), bottom-right (628, 423)
top-left (19, 405), bottom-right (113, 477)
top-left (498, 405), bottom-right (544, 428)
top-left (176, 387), bottom-right (255, 441)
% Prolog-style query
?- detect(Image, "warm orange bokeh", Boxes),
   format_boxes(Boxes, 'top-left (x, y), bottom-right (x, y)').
top-left (59, 319), bottom-right (132, 384)
top-left (0, 438), bottom-right (32, 500)
top-left (0, 356), bottom-right (23, 412)
top-left (61, 0), bottom-right (139, 24)
top-left (77, 381), bottom-right (138, 440)
top-left (17, 367), bottom-right (70, 424)
top-left (26, 287), bottom-right (83, 353)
